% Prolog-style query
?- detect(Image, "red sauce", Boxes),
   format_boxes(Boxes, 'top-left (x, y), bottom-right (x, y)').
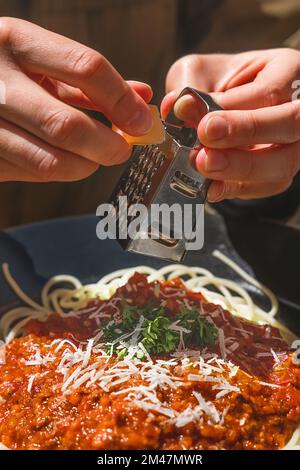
top-left (25, 273), bottom-right (290, 377)
top-left (0, 273), bottom-right (299, 450)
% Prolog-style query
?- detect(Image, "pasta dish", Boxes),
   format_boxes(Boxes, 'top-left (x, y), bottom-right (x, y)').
top-left (0, 251), bottom-right (299, 450)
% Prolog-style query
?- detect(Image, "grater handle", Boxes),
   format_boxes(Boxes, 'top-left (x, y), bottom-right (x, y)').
top-left (164, 87), bottom-right (223, 202)
top-left (165, 87), bottom-right (223, 146)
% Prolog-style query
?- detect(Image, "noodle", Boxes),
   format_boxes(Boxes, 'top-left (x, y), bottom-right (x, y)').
top-left (0, 251), bottom-right (299, 449)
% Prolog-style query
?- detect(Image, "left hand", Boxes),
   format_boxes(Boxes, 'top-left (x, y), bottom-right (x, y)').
top-left (161, 49), bottom-right (300, 202)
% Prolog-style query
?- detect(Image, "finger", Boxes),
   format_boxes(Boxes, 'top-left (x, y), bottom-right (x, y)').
top-left (0, 71), bottom-right (131, 165)
top-left (165, 54), bottom-right (230, 94)
top-left (4, 17), bottom-right (153, 135)
top-left (0, 117), bottom-right (99, 181)
top-left (198, 100), bottom-right (300, 148)
top-left (0, 158), bottom-right (41, 182)
top-left (160, 92), bottom-right (205, 129)
top-left (210, 83), bottom-right (274, 110)
top-left (207, 179), bottom-right (292, 202)
top-left (210, 58), bottom-right (296, 111)
top-left (127, 81), bottom-right (153, 103)
top-left (161, 87), bottom-right (274, 131)
top-left (161, 53), bottom-right (245, 119)
top-left (40, 77), bottom-right (99, 111)
top-left (0, 158), bottom-right (59, 182)
top-left (161, 58), bottom-right (294, 123)
top-left (195, 142), bottom-right (300, 183)
top-left (42, 79), bottom-right (153, 111)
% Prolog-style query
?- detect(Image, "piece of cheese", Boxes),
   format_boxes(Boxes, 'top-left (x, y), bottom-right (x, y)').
top-left (112, 105), bottom-right (165, 145)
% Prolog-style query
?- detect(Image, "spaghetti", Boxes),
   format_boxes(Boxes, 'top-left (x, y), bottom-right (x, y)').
top-left (0, 251), bottom-right (299, 450)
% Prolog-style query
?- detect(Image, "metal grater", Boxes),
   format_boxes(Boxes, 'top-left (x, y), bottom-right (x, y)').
top-left (109, 87), bottom-right (223, 262)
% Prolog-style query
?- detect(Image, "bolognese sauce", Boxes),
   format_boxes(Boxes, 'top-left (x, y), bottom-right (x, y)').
top-left (0, 273), bottom-right (299, 450)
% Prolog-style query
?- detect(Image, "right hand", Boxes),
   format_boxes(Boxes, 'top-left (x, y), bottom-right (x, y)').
top-left (0, 17), bottom-right (153, 182)
top-left (161, 51), bottom-right (300, 202)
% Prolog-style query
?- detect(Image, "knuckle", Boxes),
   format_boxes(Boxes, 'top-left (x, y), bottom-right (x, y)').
top-left (33, 148), bottom-right (61, 182)
top-left (222, 181), bottom-right (231, 199)
top-left (41, 109), bottom-right (79, 144)
top-left (179, 54), bottom-right (200, 70)
top-left (264, 83), bottom-right (282, 107)
top-left (166, 54), bottom-right (199, 90)
top-left (66, 47), bottom-right (105, 79)
top-left (244, 110), bottom-right (258, 140)
top-left (170, 54), bottom-right (198, 73)
top-left (33, 147), bottom-right (98, 182)
top-left (223, 181), bottom-right (245, 199)
top-left (239, 151), bottom-right (254, 181)
top-left (234, 181), bottom-right (248, 199)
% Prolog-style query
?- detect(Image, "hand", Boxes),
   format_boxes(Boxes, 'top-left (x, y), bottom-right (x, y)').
top-left (161, 49), bottom-right (300, 202)
top-left (0, 17), bottom-right (153, 182)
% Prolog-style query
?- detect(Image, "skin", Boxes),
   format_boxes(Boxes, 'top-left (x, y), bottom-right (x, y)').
top-left (0, 17), bottom-right (153, 182)
top-left (161, 49), bottom-right (300, 202)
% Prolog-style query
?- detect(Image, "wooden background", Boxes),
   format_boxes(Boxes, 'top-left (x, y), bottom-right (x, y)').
top-left (0, 0), bottom-right (300, 229)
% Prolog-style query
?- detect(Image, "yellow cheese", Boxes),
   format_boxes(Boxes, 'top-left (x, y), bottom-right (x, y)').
top-left (112, 105), bottom-right (165, 145)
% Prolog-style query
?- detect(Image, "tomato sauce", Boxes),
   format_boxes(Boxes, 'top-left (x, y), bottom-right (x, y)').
top-left (0, 273), bottom-right (299, 450)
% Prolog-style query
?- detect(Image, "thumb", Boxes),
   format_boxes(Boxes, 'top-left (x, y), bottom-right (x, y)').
top-left (161, 92), bottom-right (215, 128)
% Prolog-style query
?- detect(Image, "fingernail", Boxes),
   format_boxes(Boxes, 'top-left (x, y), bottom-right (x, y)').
top-left (196, 148), bottom-right (229, 172)
top-left (205, 116), bottom-right (229, 141)
top-left (207, 181), bottom-right (226, 202)
top-left (128, 107), bottom-right (153, 135)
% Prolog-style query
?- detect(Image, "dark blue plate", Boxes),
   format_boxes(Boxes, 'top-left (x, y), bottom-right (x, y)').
top-left (0, 211), bottom-right (299, 335)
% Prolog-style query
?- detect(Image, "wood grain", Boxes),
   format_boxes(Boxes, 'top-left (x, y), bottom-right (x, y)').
top-left (0, 0), bottom-right (299, 229)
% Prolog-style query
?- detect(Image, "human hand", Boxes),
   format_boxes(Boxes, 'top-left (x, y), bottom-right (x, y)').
top-left (0, 17), bottom-right (153, 182)
top-left (162, 49), bottom-right (300, 202)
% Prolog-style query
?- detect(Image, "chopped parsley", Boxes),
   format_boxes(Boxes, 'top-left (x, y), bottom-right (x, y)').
top-left (178, 305), bottom-right (218, 348)
top-left (103, 298), bottom-right (218, 360)
top-left (141, 315), bottom-right (179, 354)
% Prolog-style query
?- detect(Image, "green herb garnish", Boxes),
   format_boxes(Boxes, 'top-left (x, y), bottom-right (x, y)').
top-left (178, 305), bottom-right (218, 348)
top-left (103, 299), bottom-right (218, 360)
top-left (141, 315), bottom-right (180, 354)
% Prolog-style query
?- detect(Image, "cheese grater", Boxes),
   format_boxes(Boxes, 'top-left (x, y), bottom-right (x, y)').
top-left (109, 87), bottom-right (223, 262)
